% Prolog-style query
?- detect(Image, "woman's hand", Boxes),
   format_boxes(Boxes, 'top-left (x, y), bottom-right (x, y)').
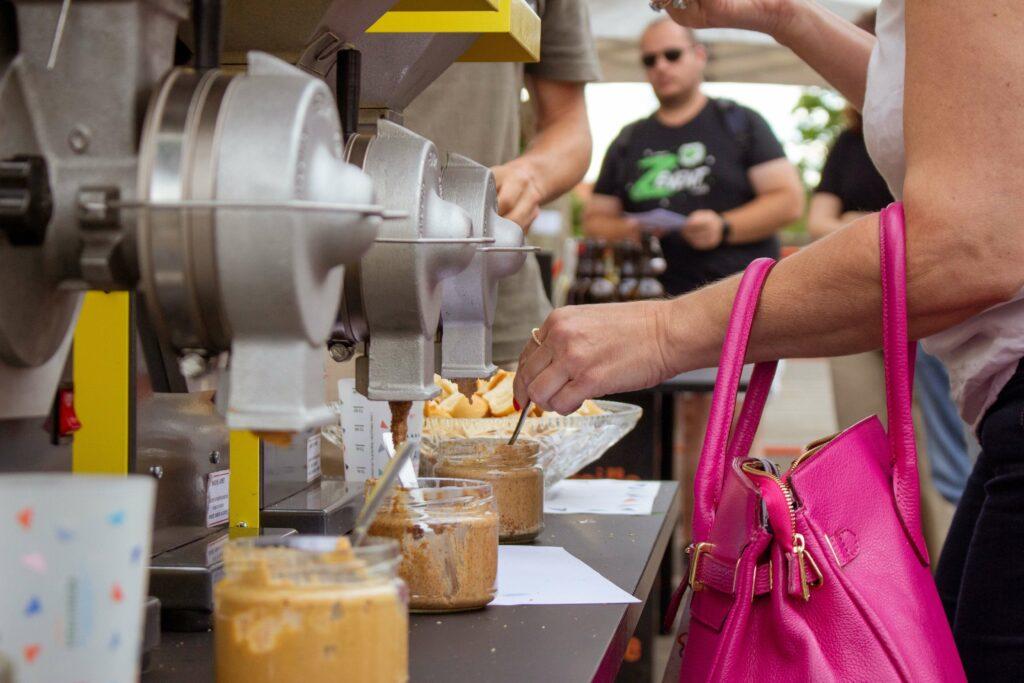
top-left (513, 300), bottom-right (677, 415)
top-left (665, 0), bottom-right (795, 36)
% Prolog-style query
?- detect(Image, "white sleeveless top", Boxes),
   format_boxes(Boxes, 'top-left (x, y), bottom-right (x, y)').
top-left (864, 0), bottom-right (1024, 428)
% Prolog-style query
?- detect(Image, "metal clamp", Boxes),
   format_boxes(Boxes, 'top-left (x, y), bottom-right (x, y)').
top-left (373, 236), bottom-right (495, 244)
top-left (81, 197), bottom-right (408, 220)
top-left (474, 245), bottom-right (540, 253)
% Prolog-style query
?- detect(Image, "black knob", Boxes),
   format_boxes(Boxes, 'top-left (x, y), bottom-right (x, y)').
top-left (0, 155), bottom-right (52, 247)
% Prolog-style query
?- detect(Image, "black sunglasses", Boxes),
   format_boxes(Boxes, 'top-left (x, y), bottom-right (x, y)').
top-left (641, 48), bottom-right (684, 68)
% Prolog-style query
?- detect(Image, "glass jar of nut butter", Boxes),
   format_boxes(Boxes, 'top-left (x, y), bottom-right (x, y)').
top-left (434, 438), bottom-right (545, 544)
top-left (369, 478), bottom-right (499, 612)
top-left (214, 536), bottom-right (407, 683)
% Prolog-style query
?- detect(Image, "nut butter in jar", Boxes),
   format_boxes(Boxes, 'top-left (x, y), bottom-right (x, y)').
top-left (214, 536), bottom-right (407, 683)
top-left (369, 478), bottom-right (498, 612)
top-left (434, 438), bottom-right (545, 543)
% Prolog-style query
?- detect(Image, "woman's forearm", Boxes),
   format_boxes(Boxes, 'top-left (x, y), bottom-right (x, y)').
top-left (658, 207), bottom-right (1017, 375)
top-left (771, 0), bottom-right (876, 109)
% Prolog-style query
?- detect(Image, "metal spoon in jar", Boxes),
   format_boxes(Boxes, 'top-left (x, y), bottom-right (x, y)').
top-left (350, 439), bottom-right (419, 546)
top-left (509, 327), bottom-right (544, 446)
top-left (508, 400), bottom-right (531, 446)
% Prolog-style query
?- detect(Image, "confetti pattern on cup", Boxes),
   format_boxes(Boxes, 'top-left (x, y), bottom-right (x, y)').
top-left (24, 597), bottom-right (41, 617)
top-left (21, 553), bottom-right (47, 574)
top-left (16, 507), bottom-right (33, 530)
top-left (0, 474), bottom-right (155, 683)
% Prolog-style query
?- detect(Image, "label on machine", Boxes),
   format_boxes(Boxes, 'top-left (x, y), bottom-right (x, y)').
top-left (306, 434), bottom-right (322, 483)
top-left (206, 469), bottom-right (230, 527)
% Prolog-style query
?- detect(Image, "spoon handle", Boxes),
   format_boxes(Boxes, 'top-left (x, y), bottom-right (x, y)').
top-left (507, 400), bottom-right (532, 445)
top-left (351, 439), bottom-right (418, 546)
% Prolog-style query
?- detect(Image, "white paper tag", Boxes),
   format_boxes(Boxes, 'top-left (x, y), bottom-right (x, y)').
top-left (206, 469), bottom-right (230, 527)
top-left (338, 379), bottom-right (423, 482)
top-left (384, 432), bottom-right (419, 488)
top-left (306, 433), bottom-right (322, 483)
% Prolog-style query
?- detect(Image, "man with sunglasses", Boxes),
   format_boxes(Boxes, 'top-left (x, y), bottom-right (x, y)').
top-left (585, 17), bottom-right (803, 297)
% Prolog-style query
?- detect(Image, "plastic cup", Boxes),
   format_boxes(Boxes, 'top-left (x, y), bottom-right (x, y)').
top-left (0, 474), bottom-right (155, 683)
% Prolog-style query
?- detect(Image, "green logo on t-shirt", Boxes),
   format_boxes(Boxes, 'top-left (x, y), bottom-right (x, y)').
top-left (678, 142), bottom-right (707, 168)
top-left (629, 147), bottom-right (714, 203)
top-left (629, 153), bottom-right (679, 202)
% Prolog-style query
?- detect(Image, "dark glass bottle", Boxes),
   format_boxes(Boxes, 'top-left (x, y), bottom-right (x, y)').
top-left (569, 241), bottom-right (593, 305)
top-left (586, 240), bottom-right (616, 304)
top-left (616, 242), bottom-right (640, 301)
top-left (636, 236), bottom-right (666, 300)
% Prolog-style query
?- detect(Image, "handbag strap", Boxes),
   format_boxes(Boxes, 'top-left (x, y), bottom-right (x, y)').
top-left (691, 203), bottom-right (929, 566)
top-left (880, 202), bottom-right (928, 564)
top-left (691, 258), bottom-right (776, 542)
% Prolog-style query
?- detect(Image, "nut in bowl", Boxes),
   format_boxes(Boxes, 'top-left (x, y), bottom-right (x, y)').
top-left (422, 373), bottom-right (642, 488)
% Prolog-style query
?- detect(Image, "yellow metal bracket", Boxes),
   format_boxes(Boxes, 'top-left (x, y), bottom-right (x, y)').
top-left (369, 0), bottom-right (540, 63)
top-left (229, 430), bottom-right (262, 535)
top-left (72, 292), bottom-right (132, 475)
top-left (391, 0), bottom-right (499, 10)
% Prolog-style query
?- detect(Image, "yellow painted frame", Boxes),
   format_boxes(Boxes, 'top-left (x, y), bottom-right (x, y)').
top-left (72, 292), bottom-right (131, 475)
top-left (369, 0), bottom-right (540, 62)
top-left (229, 430), bottom-right (262, 534)
top-left (391, 0), bottom-right (499, 11)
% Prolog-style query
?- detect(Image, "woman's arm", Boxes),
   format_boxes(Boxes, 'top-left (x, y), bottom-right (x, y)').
top-left (492, 77), bottom-right (591, 228)
top-left (667, 0), bottom-right (875, 108)
top-left (514, 0), bottom-right (1024, 414)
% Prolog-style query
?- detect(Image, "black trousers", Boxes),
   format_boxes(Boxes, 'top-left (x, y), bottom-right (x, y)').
top-left (935, 361), bottom-right (1024, 681)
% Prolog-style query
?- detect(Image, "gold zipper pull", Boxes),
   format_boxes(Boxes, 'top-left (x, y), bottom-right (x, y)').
top-left (792, 533), bottom-right (824, 602)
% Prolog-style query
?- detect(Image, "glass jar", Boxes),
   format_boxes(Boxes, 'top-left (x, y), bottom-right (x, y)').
top-left (214, 536), bottom-right (407, 683)
top-left (434, 438), bottom-right (545, 543)
top-left (369, 478), bottom-right (498, 612)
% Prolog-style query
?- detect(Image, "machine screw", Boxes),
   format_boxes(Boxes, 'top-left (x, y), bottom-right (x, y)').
top-left (209, 450), bottom-right (221, 464)
top-left (77, 186), bottom-right (120, 229)
top-left (148, 465), bottom-right (164, 479)
top-left (179, 352), bottom-right (208, 379)
top-left (68, 125), bottom-right (91, 154)
top-left (328, 340), bottom-right (356, 363)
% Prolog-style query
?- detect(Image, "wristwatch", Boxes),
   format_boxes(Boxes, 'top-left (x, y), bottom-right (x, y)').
top-left (718, 215), bottom-right (732, 248)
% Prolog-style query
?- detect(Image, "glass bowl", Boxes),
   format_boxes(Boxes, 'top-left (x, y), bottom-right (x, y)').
top-left (421, 400), bottom-right (642, 488)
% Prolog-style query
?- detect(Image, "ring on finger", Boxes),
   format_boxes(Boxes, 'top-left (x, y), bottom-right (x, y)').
top-left (649, 0), bottom-right (686, 10)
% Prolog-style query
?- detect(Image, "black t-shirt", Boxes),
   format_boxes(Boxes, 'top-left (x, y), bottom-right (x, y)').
top-left (815, 128), bottom-right (894, 214)
top-left (594, 99), bottom-right (786, 296)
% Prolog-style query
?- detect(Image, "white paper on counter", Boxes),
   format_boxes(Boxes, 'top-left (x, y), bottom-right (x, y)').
top-left (544, 479), bottom-right (660, 516)
top-left (492, 546), bottom-right (640, 606)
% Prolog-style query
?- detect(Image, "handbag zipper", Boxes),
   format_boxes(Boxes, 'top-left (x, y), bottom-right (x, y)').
top-left (741, 459), bottom-right (824, 601)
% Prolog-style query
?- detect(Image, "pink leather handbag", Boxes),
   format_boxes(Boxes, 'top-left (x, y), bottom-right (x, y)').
top-left (669, 203), bottom-right (967, 681)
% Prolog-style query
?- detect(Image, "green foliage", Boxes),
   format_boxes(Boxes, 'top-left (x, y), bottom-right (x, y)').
top-left (792, 86), bottom-right (846, 187)
top-left (782, 87), bottom-right (847, 244)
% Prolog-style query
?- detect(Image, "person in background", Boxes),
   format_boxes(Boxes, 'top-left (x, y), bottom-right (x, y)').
top-left (583, 17), bottom-right (803, 540)
top-left (584, 17), bottom-right (804, 297)
top-left (403, 0), bottom-right (601, 367)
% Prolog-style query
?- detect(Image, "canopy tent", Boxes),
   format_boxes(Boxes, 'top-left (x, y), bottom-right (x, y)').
top-left (587, 0), bottom-right (881, 85)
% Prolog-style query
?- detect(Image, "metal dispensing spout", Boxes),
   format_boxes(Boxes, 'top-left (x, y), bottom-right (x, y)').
top-left (438, 153), bottom-right (530, 381)
top-left (337, 120), bottom-right (478, 402)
